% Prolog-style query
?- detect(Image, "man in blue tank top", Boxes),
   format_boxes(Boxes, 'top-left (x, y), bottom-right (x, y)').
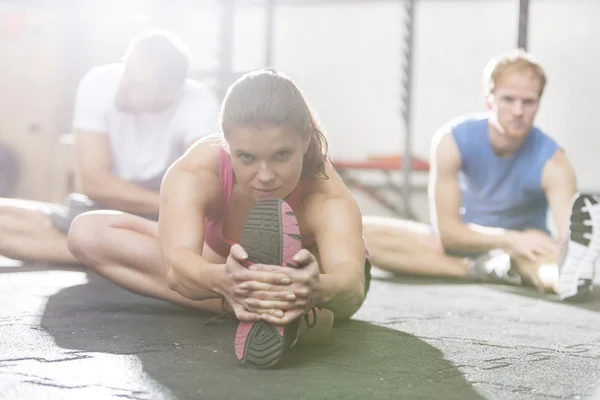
top-left (363, 49), bottom-right (600, 302)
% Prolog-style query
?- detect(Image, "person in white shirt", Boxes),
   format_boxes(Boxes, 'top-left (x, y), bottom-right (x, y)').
top-left (0, 29), bottom-right (220, 264)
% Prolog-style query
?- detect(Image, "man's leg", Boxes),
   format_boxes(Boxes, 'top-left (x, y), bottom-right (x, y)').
top-left (510, 225), bottom-right (594, 296)
top-left (67, 210), bottom-right (224, 313)
top-left (362, 216), bottom-right (471, 277)
top-left (0, 198), bottom-right (78, 264)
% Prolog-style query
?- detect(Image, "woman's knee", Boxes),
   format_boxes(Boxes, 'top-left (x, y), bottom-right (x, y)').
top-left (68, 211), bottom-right (157, 264)
top-left (67, 212), bottom-right (112, 262)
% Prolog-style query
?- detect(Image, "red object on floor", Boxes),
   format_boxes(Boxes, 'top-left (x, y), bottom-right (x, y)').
top-left (332, 154), bottom-right (430, 171)
top-left (331, 154), bottom-right (430, 218)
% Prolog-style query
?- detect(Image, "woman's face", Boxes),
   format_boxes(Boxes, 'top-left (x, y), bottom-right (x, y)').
top-left (227, 125), bottom-right (308, 202)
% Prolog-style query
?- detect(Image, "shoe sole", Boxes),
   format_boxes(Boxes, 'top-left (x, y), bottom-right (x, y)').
top-left (234, 198), bottom-right (301, 368)
top-left (557, 193), bottom-right (599, 301)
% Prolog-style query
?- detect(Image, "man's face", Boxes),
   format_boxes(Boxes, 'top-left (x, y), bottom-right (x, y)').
top-left (486, 67), bottom-right (542, 148)
top-left (115, 55), bottom-right (179, 113)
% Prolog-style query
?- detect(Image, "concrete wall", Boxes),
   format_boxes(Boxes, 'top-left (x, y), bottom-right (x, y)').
top-left (0, 0), bottom-right (598, 200)
top-left (528, 0), bottom-right (600, 193)
top-left (229, 0), bottom-right (599, 191)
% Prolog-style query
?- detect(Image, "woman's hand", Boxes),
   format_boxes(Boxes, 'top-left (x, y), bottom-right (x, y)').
top-left (220, 244), bottom-right (294, 322)
top-left (241, 249), bottom-right (322, 325)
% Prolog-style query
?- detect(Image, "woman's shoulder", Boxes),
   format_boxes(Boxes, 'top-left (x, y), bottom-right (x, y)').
top-left (178, 134), bottom-right (224, 176)
top-left (161, 134), bottom-right (225, 209)
top-left (162, 134), bottom-right (224, 194)
top-left (298, 161), bottom-right (356, 207)
top-left (294, 162), bottom-right (362, 239)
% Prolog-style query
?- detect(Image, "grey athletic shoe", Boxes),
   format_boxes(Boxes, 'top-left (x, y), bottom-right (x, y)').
top-left (556, 193), bottom-right (600, 302)
top-left (467, 249), bottom-right (523, 285)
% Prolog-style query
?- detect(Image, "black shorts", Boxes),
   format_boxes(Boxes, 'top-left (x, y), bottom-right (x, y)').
top-left (331, 259), bottom-right (371, 324)
top-left (444, 249), bottom-right (489, 260)
top-left (364, 258), bottom-right (372, 296)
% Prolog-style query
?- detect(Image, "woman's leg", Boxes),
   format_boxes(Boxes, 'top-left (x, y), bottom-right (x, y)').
top-left (362, 216), bottom-right (470, 277)
top-left (296, 255), bottom-right (373, 345)
top-left (67, 210), bottom-right (223, 313)
top-left (297, 308), bottom-right (334, 345)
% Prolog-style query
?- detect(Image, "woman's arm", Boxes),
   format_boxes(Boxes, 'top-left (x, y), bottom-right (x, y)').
top-left (158, 141), bottom-right (291, 321)
top-left (243, 167), bottom-right (368, 324)
top-left (304, 189), bottom-right (367, 318)
top-left (158, 143), bottom-right (225, 301)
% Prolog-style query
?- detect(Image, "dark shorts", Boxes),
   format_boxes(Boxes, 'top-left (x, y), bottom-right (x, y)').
top-left (444, 249), bottom-right (489, 261)
top-left (364, 258), bottom-right (372, 296)
top-left (331, 259), bottom-right (371, 325)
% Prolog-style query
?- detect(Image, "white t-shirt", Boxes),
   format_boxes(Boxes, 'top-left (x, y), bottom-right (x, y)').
top-left (72, 63), bottom-right (219, 191)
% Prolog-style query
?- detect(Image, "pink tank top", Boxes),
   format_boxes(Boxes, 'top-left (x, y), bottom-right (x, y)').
top-left (203, 148), bottom-right (370, 260)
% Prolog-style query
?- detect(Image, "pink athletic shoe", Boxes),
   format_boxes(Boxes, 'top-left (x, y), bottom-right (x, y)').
top-left (234, 198), bottom-right (302, 368)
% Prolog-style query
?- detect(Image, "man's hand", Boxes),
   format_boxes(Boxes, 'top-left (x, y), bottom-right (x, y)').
top-left (239, 249), bottom-right (322, 325)
top-left (505, 230), bottom-right (560, 262)
top-left (220, 245), bottom-right (293, 322)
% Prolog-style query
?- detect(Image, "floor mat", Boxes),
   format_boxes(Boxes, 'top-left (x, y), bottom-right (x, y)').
top-left (2, 261), bottom-right (600, 399)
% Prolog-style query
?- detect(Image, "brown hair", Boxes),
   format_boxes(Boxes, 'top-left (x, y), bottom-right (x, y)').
top-left (482, 48), bottom-right (547, 97)
top-left (220, 69), bottom-right (329, 179)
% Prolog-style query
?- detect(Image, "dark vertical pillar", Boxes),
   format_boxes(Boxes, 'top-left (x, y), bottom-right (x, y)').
top-left (518, 0), bottom-right (529, 49)
top-left (401, 0), bottom-right (416, 219)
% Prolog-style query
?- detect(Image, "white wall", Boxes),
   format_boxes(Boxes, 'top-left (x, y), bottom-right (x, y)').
top-left (2, 0), bottom-right (598, 197)
top-left (232, 0), bottom-right (518, 161)
top-left (270, 2), bottom-right (405, 160)
top-left (529, 0), bottom-right (600, 192)
top-left (411, 0), bottom-right (517, 162)
top-left (230, 0), bottom-right (600, 192)
top-left (228, 2), bottom-right (405, 160)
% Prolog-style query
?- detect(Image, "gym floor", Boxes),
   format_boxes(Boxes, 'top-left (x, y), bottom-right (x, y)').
top-left (2, 192), bottom-right (600, 400)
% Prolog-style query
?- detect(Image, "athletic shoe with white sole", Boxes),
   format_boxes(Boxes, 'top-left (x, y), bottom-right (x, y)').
top-left (556, 193), bottom-right (600, 301)
top-left (467, 249), bottom-right (523, 286)
top-left (234, 198), bottom-right (302, 368)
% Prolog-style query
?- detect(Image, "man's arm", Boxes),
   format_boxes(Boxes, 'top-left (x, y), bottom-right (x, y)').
top-left (75, 129), bottom-right (160, 215)
top-left (430, 130), bottom-right (511, 253)
top-left (71, 67), bottom-right (161, 215)
top-left (541, 150), bottom-right (577, 243)
top-left (304, 170), bottom-right (367, 318)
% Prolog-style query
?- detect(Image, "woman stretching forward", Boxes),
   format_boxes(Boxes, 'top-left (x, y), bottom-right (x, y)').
top-left (67, 69), bottom-right (371, 368)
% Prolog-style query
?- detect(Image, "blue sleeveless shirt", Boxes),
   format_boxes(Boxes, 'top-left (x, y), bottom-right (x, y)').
top-left (450, 114), bottom-right (560, 233)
